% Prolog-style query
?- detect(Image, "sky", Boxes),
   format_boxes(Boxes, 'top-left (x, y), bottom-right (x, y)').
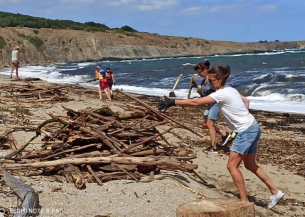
top-left (0, 0), bottom-right (305, 43)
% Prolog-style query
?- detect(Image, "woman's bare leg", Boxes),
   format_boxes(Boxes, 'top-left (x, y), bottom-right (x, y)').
top-left (104, 88), bottom-right (112, 100)
top-left (206, 119), bottom-right (217, 149)
top-left (10, 64), bottom-right (14, 78)
top-left (227, 151), bottom-right (248, 202)
top-left (244, 154), bottom-right (278, 195)
top-left (15, 65), bottom-right (19, 78)
top-left (98, 87), bottom-right (102, 100)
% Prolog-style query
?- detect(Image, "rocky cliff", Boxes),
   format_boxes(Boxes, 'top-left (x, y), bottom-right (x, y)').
top-left (1, 27), bottom-right (305, 68)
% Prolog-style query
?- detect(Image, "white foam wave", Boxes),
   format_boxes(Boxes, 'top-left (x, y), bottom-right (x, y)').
top-left (78, 62), bottom-right (93, 67)
top-left (249, 99), bottom-right (305, 114)
top-left (183, 63), bottom-right (194, 66)
top-left (286, 74), bottom-right (298, 78)
top-left (0, 65), bottom-right (89, 84)
top-left (253, 74), bottom-right (270, 80)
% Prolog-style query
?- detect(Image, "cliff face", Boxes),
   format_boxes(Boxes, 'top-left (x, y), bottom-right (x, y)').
top-left (1, 27), bottom-right (305, 68)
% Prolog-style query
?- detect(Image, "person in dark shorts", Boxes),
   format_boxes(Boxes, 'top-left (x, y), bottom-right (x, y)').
top-left (105, 66), bottom-right (116, 98)
top-left (194, 60), bottom-right (231, 153)
top-left (11, 46), bottom-right (20, 78)
top-left (95, 64), bottom-right (111, 100)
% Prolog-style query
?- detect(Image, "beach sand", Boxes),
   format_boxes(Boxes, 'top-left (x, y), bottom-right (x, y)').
top-left (0, 74), bottom-right (304, 217)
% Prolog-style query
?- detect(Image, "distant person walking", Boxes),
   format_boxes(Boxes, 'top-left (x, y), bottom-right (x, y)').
top-left (11, 46), bottom-right (20, 78)
top-left (95, 64), bottom-right (111, 100)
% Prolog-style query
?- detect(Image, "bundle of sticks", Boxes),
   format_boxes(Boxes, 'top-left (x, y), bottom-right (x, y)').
top-left (1, 90), bottom-right (199, 188)
top-left (0, 83), bottom-right (71, 102)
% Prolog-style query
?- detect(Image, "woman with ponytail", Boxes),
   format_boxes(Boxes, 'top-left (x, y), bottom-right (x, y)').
top-left (158, 65), bottom-right (284, 209)
top-left (194, 61), bottom-right (230, 153)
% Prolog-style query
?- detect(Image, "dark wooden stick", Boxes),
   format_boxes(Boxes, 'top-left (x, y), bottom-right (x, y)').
top-left (80, 127), bottom-right (121, 154)
top-left (86, 165), bottom-right (103, 186)
top-left (115, 89), bottom-right (164, 120)
top-left (112, 163), bottom-right (139, 182)
top-left (115, 89), bottom-right (202, 137)
top-left (41, 143), bottom-right (101, 161)
top-left (122, 127), bottom-right (173, 153)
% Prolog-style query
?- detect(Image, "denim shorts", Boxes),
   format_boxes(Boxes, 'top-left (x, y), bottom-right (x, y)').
top-left (203, 103), bottom-right (219, 120)
top-left (230, 123), bottom-right (261, 155)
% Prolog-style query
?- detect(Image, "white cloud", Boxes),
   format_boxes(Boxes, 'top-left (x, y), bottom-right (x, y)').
top-left (108, 0), bottom-right (134, 7)
top-left (136, 0), bottom-right (178, 11)
top-left (0, 0), bottom-right (19, 3)
top-left (259, 4), bottom-right (278, 13)
top-left (184, 7), bottom-right (203, 14)
top-left (62, 0), bottom-right (95, 3)
top-left (209, 3), bottom-right (246, 13)
top-left (210, 5), bottom-right (231, 12)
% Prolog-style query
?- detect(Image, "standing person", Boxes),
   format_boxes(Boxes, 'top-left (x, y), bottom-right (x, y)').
top-left (194, 60), bottom-right (230, 153)
top-left (158, 65), bottom-right (284, 208)
top-left (11, 46), bottom-right (20, 79)
top-left (95, 64), bottom-right (111, 100)
top-left (105, 66), bottom-right (115, 97)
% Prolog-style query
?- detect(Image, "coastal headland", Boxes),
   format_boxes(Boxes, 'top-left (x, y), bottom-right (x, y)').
top-left (1, 27), bottom-right (305, 68)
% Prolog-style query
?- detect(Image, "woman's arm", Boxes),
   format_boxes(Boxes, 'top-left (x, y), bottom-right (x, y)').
top-left (112, 74), bottom-right (115, 83)
top-left (240, 95), bottom-right (250, 110)
top-left (175, 96), bottom-right (216, 106)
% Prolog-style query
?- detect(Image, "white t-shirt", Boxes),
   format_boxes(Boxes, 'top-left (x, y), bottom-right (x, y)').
top-left (12, 50), bottom-right (18, 61)
top-left (209, 85), bottom-right (254, 132)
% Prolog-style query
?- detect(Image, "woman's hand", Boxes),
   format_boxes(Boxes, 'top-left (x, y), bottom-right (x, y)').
top-left (158, 96), bottom-right (175, 112)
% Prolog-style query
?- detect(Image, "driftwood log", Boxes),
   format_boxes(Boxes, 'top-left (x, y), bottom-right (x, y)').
top-left (2, 156), bottom-right (198, 172)
top-left (176, 198), bottom-right (255, 217)
top-left (62, 164), bottom-right (86, 189)
top-left (3, 170), bottom-right (40, 217)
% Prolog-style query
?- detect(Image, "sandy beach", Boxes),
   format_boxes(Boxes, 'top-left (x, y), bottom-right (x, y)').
top-left (0, 74), bottom-right (305, 217)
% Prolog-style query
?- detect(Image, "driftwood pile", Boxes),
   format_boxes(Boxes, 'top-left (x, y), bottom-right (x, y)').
top-left (1, 90), bottom-right (200, 189)
top-left (0, 83), bottom-right (71, 103)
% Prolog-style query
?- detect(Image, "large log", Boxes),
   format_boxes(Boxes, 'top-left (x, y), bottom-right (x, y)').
top-left (62, 164), bottom-right (85, 189)
top-left (3, 170), bottom-right (40, 217)
top-left (176, 198), bottom-right (254, 217)
top-left (2, 155), bottom-right (198, 172)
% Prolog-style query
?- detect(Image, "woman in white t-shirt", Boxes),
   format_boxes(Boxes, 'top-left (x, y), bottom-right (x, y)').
top-left (158, 65), bottom-right (284, 209)
top-left (11, 46), bottom-right (20, 78)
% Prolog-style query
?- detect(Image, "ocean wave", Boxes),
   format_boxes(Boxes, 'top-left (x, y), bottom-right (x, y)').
top-left (78, 62), bottom-right (93, 67)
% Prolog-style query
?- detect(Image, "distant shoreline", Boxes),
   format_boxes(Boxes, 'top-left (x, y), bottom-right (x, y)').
top-left (1, 48), bottom-right (301, 69)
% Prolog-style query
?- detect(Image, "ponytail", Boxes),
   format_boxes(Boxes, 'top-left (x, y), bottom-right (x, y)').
top-left (194, 60), bottom-right (210, 71)
top-left (208, 65), bottom-right (231, 87)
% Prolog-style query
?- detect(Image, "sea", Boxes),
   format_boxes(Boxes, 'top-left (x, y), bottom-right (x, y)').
top-left (1, 49), bottom-right (305, 114)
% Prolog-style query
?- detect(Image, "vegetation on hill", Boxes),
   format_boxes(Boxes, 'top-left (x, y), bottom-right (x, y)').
top-left (0, 11), bottom-right (137, 33)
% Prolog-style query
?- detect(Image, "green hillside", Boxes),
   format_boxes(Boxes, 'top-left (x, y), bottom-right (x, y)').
top-left (0, 11), bottom-right (114, 32)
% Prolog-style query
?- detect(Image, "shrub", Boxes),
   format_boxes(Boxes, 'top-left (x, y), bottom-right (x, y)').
top-left (33, 29), bottom-right (39, 34)
top-left (27, 35), bottom-right (43, 47)
top-left (18, 33), bottom-right (26, 38)
top-left (0, 35), bottom-right (7, 49)
top-left (84, 26), bottom-right (100, 32)
top-left (115, 29), bottom-right (125, 34)
top-left (120, 25), bottom-right (137, 32)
